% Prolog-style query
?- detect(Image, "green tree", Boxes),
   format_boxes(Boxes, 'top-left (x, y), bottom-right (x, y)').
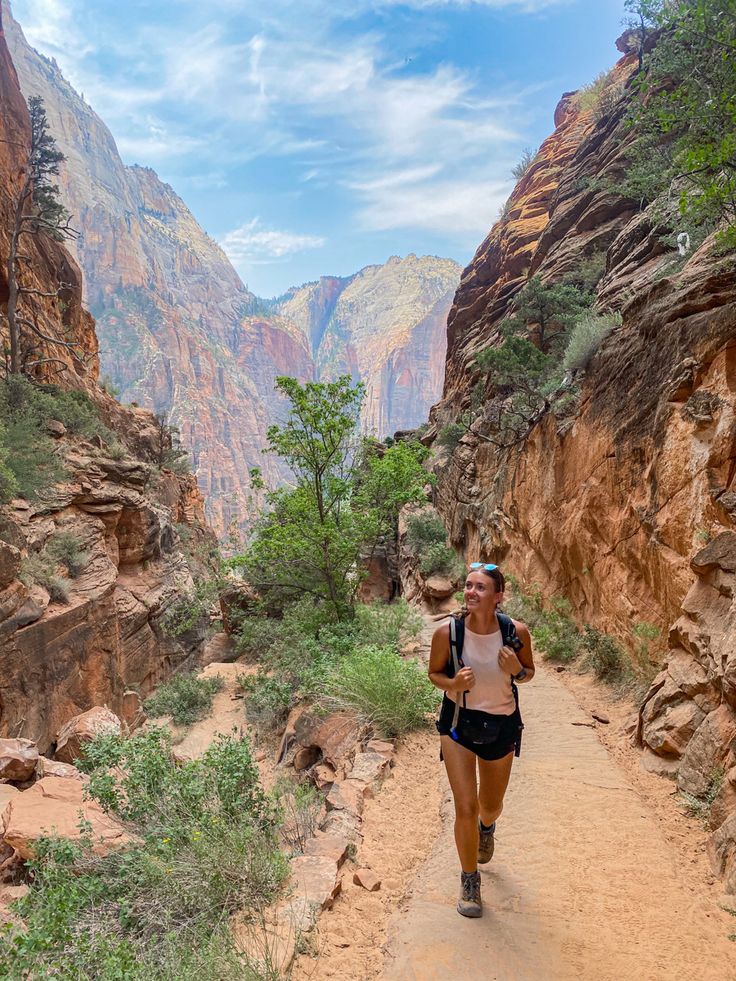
top-left (623, 1), bottom-right (736, 246)
top-left (3, 96), bottom-right (82, 376)
top-left (501, 276), bottom-right (591, 354)
top-left (232, 377), bottom-right (430, 619)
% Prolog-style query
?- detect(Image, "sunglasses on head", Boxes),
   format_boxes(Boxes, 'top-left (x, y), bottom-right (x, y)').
top-left (469, 562), bottom-right (498, 572)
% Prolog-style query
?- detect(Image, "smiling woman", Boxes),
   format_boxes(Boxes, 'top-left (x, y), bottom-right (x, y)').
top-left (8, 0), bottom-right (628, 294)
top-left (428, 562), bottom-right (535, 918)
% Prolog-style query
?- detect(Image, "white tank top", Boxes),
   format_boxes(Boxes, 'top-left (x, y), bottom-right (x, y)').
top-left (449, 624), bottom-right (516, 716)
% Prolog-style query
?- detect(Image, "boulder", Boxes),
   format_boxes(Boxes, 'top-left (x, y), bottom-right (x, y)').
top-left (120, 690), bottom-right (146, 731)
top-left (311, 762), bottom-right (337, 792)
top-left (2, 776), bottom-right (136, 859)
top-left (677, 706), bottom-right (736, 797)
top-left (0, 540), bottom-right (20, 590)
top-left (303, 832), bottom-right (350, 867)
top-left (353, 868), bottom-right (381, 892)
top-left (35, 758), bottom-right (86, 781)
top-left (0, 785), bottom-right (19, 814)
top-left (349, 751), bottom-right (391, 788)
top-left (55, 707), bottom-right (122, 764)
top-left (423, 575), bottom-right (455, 599)
top-left (0, 738), bottom-right (39, 782)
top-left (326, 779), bottom-right (366, 816)
top-left (294, 711), bottom-right (362, 772)
top-left (289, 854), bottom-right (342, 911)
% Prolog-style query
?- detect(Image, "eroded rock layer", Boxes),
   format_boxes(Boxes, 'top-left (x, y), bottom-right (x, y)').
top-left (0, 6), bottom-right (214, 751)
top-left (428, 36), bottom-right (736, 887)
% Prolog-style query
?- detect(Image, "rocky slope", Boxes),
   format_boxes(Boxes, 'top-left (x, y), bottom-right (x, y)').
top-left (278, 255), bottom-right (460, 437)
top-left (4, 3), bottom-right (460, 529)
top-left (0, 5), bottom-right (214, 751)
top-left (425, 32), bottom-right (736, 889)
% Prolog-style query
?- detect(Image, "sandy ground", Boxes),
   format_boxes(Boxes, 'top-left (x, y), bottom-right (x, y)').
top-left (382, 662), bottom-right (736, 981)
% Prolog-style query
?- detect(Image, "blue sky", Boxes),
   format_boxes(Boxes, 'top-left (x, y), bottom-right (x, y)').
top-left (12, 0), bottom-right (629, 297)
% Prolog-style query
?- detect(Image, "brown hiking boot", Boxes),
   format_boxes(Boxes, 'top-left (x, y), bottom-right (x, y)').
top-left (457, 870), bottom-right (482, 918)
top-left (478, 822), bottom-right (495, 864)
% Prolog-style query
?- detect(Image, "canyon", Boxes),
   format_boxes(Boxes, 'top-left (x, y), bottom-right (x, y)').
top-left (0, 5), bottom-right (213, 751)
top-left (3, 1), bottom-right (459, 535)
top-left (426, 31), bottom-right (736, 891)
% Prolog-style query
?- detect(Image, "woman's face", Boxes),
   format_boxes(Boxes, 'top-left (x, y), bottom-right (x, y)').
top-left (464, 570), bottom-right (502, 612)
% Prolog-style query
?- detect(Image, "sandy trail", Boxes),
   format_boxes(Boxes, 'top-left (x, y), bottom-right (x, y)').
top-left (383, 661), bottom-right (736, 981)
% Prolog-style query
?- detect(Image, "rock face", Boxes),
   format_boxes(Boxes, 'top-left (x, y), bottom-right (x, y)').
top-left (4, 4), bottom-right (460, 530)
top-left (0, 7), bottom-right (216, 752)
top-left (427, 37), bottom-right (736, 887)
top-left (277, 255), bottom-right (460, 437)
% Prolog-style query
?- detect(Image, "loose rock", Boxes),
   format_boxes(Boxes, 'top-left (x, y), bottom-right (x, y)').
top-left (0, 738), bottom-right (39, 782)
top-left (55, 706), bottom-right (122, 764)
top-left (353, 868), bottom-right (381, 892)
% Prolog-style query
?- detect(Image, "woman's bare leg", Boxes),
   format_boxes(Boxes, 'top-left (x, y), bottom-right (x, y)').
top-left (441, 735), bottom-right (480, 873)
top-left (477, 751), bottom-right (514, 827)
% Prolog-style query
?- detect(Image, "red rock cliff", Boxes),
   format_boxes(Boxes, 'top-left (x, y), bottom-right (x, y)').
top-left (0, 6), bottom-right (216, 751)
top-left (428, 36), bottom-right (736, 889)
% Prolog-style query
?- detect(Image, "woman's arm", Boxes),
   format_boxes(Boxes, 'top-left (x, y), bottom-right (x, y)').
top-left (498, 620), bottom-right (536, 682)
top-left (428, 623), bottom-right (474, 693)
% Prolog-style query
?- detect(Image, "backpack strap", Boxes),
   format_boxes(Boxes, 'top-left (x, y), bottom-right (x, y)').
top-left (497, 611), bottom-right (523, 653)
top-left (448, 617), bottom-right (466, 736)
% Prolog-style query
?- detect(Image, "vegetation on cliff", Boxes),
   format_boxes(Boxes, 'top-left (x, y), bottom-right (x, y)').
top-left (624, 0), bottom-right (736, 248)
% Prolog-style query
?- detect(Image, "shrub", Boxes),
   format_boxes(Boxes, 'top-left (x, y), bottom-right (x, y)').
top-left (680, 767), bottom-right (725, 824)
top-left (631, 620), bottom-right (662, 685)
top-left (511, 147), bottom-right (536, 181)
top-left (437, 421), bottom-right (464, 451)
top-left (355, 599), bottom-right (422, 650)
top-left (501, 576), bottom-right (546, 629)
top-left (580, 625), bottom-right (626, 681)
top-left (238, 672), bottom-right (293, 732)
top-left (575, 71), bottom-right (609, 113)
top-left (19, 551), bottom-right (71, 603)
top-left (160, 576), bottom-right (220, 637)
top-left (531, 597), bottom-right (582, 663)
top-left (562, 311), bottom-right (621, 374)
top-left (273, 776), bottom-right (323, 854)
top-left (47, 531), bottom-right (89, 578)
top-left (1, 729), bottom-right (285, 979)
top-left (419, 542), bottom-right (465, 581)
top-left (405, 512), bottom-right (447, 554)
top-left (323, 645), bottom-right (439, 738)
top-left (144, 672), bottom-right (224, 726)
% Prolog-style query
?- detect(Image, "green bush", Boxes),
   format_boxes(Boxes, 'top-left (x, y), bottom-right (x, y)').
top-left (19, 551), bottom-right (71, 603)
top-left (580, 625), bottom-right (626, 681)
top-left (680, 766), bottom-right (725, 824)
top-left (437, 422), bottom-right (464, 451)
top-left (160, 575), bottom-right (220, 637)
top-left (323, 645), bottom-right (439, 738)
top-left (0, 729), bottom-right (285, 980)
top-left (419, 542), bottom-right (464, 581)
top-left (501, 576), bottom-right (546, 629)
top-left (144, 673), bottom-right (224, 726)
top-left (575, 71), bottom-right (609, 112)
top-left (238, 672), bottom-right (293, 732)
top-left (511, 147), bottom-right (536, 180)
top-left (562, 311), bottom-right (621, 374)
top-left (405, 511), bottom-right (447, 554)
top-left (531, 597), bottom-right (582, 663)
top-left (47, 531), bottom-right (89, 578)
top-left (355, 599), bottom-right (422, 650)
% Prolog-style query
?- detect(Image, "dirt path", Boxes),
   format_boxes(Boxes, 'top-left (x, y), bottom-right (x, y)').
top-left (383, 661), bottom-right (736, 981)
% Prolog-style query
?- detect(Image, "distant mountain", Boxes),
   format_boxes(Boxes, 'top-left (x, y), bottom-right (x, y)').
top-left (276, 254), bottom-right (460, 436)
top-left (4, 2), bottom-right (459, 531)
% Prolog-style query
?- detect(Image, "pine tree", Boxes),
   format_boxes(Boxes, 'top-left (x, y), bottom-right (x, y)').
top-left (4, 95), bottom-right (82, 375)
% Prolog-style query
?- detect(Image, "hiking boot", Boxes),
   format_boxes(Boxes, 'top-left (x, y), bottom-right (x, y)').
top-left (478, 821), bottom-right (495, 864)
top-left (457, 870), bottom-right (482, 918)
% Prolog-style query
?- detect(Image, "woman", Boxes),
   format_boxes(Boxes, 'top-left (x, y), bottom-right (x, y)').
top-left (428, 563), bottom-right (535, 917)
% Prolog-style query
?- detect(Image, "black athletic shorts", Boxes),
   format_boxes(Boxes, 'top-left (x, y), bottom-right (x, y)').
top-left (436, 695), bottom-right (523, 761)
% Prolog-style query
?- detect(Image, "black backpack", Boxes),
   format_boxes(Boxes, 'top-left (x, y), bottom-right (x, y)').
top-left (445, 611), bottom-right (523, 680)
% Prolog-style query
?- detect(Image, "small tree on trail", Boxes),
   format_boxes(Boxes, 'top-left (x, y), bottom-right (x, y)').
top-left (231, 375), bottom-right (429, 620)
top-left (3, 95), bottom-right (83, 376)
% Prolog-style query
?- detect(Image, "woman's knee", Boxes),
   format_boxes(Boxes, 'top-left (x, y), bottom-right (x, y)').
top-left (454, 797), bottom-right (479, 823)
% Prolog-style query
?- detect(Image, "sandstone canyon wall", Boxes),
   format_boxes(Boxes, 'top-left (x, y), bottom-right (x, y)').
top-left (426, 34), bottom-right (736, 888)
top-left (277, 254), bottom-right (460, 438)
top-left (0, 6), bottom-right (215, 752)
top-left (4, 3), bottom-right (460, 531)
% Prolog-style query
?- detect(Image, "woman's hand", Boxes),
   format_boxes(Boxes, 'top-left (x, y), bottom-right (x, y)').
top-left (451, 667), bottom-right (476, 692)
top-left (498, 645), bottom-right (523, 676)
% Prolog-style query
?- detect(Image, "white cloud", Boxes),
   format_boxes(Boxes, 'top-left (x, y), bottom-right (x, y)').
top-left (219, 218), bottom-right (326, 263)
